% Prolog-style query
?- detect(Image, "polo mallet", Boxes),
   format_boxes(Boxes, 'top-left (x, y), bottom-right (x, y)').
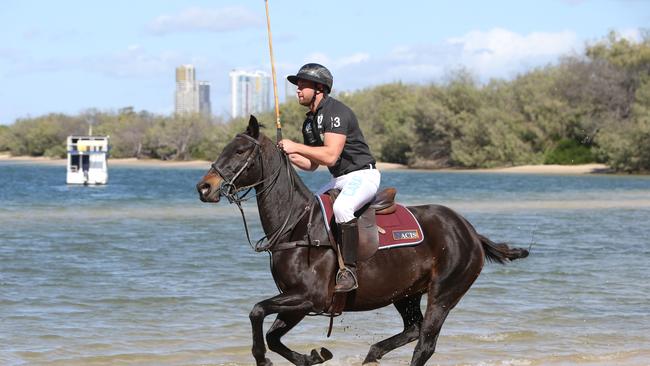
top-left (264, 0), bottom-right (282, 142)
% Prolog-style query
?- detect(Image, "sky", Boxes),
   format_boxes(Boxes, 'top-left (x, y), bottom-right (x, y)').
top-left (1, 0), bottom-right (648, 124)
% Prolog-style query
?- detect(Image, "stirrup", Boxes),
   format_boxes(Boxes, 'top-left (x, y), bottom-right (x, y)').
top-left (334, 267), bottom-right (358, 292)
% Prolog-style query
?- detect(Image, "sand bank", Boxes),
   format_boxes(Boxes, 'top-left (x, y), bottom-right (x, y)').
top-left (465, 163), bottom-right (612, 175)
top-left (0, 154), bottom-right (211, 169)
top-left (0, 153), bottom-right (612, 174)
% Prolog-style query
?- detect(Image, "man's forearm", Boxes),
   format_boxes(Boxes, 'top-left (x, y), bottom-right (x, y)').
top-left (289, 153), bottom-right (318, 171)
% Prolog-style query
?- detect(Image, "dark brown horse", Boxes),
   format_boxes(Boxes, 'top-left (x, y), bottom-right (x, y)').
top-left (197, 116), bottom-right (528, 366)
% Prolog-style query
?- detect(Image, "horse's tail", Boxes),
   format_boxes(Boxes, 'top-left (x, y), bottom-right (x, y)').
top-left (479, 234), bottom-right (529, 264)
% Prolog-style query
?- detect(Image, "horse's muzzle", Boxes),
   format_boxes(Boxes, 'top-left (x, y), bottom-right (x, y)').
top-left (197, 178), bottom-right (222, 203)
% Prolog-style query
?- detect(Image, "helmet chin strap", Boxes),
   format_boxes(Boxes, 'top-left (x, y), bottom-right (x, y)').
top-left (309, 85), bottom-right (324, 112)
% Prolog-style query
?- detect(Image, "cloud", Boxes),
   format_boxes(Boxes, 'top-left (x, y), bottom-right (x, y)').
top-left (300, 52), bottom-right (370, 69)
top-left (561, 0), bottom-right (586, 5)
top-left (2, 42), bottom-right (212, 82)
top-left (326, 28), bottom-right (581, 91)
top-left (337, 53), bottom-right (370, 67)
top-left (447, 28), bottom-right (579, 78)
top-left (302, 52), bottom-right (330, 66)
top-left (0, 48), bottom-right (23, 64)
top-left (328, 43), bottom-right (457, 90)
top-left (147, 6), bottom-right (262, 35)
top-left (617, 27), bottom-right (642, 43)
top-left (277, 27), bottom-right (644, 93)
top-left (21, 28), bottom-right (80, 42)
top-left (86, 45), bottom-right (187, 78)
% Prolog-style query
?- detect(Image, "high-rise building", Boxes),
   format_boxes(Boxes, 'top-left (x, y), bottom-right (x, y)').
top-left (229, 70), bottom-right (271, 119)
top-left (198, 81), bottom-right (211, 117)
top-left (175, 65), bottom-right (199, 115)
top-left (175, 65), bottom-right (211, 117)
top-left (285, 77), bottom-right (297, 103)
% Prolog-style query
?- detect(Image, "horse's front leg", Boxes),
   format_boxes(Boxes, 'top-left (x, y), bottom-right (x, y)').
top-left (267, 311), bottom-right (333, 365)
top-left (249, 292), bottom-right (315, 366)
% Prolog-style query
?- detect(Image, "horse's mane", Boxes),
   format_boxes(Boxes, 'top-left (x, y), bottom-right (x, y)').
top-left (252, 129), bottom-right (312, 196)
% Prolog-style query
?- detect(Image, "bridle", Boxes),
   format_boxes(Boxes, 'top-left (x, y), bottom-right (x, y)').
top-left (211, 133), bottom-right (269, 201)
top-left (210, 133), bottom-right (308, 252)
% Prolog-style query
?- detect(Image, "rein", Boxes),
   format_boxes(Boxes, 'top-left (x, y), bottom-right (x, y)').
top-left (211, 134), bottom-right (311, 252)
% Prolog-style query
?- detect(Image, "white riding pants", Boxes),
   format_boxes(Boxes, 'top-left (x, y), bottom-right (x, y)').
top-left (317, 167), bottom-right (381, 223)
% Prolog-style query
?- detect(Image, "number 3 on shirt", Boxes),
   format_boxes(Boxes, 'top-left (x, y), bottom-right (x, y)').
top-left (331, 116), bottom-right (341, 128)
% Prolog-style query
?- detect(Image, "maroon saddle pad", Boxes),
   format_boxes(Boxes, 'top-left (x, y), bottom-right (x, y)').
top-left (317, 194), bottom-right (424, 249)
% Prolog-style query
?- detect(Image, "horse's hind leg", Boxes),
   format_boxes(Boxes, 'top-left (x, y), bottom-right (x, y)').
top-left (267, 312), bottom-right (333, 366)
top-left (409, 286), bottom-right (453, 366)
top-left (363, 294), bottom-right (423, 364)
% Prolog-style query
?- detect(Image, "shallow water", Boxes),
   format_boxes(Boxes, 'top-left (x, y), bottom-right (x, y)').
top-left (1, 163), bottom-right (649, 365)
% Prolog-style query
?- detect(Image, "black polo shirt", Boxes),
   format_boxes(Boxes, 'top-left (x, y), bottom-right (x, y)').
top-left (302, 96), bottom-right (376, 177)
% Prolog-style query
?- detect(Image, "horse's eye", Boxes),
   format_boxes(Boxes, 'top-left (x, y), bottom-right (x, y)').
top-left (235, 149), bottom-right (245, 155)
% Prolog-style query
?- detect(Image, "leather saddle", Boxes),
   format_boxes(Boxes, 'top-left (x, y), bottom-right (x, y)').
top-left (327, 187), bottom-right (398, 261)
top-left (328, 187), bottom-right (397, 215)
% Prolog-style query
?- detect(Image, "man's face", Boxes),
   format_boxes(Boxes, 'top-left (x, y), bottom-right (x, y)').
top-left (296, 79), bottom-right (316, 106)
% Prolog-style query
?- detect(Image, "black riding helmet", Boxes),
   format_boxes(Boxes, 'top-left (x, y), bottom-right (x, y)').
top-left (287, 63), bottom-right (333, 93)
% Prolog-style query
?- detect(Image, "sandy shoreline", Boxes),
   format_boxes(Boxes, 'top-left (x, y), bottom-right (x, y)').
top-left (0, 153), bottom-right (613, 174)
top-left (458, 163), bottom-right (613, 174)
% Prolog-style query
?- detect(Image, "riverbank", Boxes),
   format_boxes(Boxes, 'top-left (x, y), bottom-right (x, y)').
top-left (464, 163), bottom-right (613, 174)
top-left (0, 154), bottom-right (211, 169)
top-left (0, 153), bottom-right (612, 174)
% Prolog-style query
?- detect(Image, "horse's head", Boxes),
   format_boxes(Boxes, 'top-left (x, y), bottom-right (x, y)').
top-left (197, 116), bottom-right (266, 203)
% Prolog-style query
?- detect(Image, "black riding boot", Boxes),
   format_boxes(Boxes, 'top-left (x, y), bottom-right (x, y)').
top-left (334, 219), bottom-right (359, 293)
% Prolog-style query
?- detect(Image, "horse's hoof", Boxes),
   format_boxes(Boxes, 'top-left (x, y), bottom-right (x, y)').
top-left (363, 347), bottom-right (382, 364)
top-left (362, 347), bottom-right (381, 366)
top-left (310, 347), bottom-right (333, 364)
top-left (257, 358), bottom-right (273, 366)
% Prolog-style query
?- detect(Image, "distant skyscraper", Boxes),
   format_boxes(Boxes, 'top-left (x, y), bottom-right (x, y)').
top-left (229, 70), bottom-right (271, 119)
top-left (198, 81), bottom-right (211, 117)
top-left (175, 65), bottom-right (211, 117)
top-left (175, 65), bottom-right (199, 115)
top-left (285, 77), bottom-right (297, 103)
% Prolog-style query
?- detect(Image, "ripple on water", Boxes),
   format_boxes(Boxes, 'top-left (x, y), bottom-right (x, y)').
top-left (2, 166), bottom-right (650, 365)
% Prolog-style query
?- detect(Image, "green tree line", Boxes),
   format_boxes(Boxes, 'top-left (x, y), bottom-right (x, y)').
top-left (1, 32), bottom-right (649, 172)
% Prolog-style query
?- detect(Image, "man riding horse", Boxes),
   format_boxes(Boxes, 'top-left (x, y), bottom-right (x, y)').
top-left (197, 113), bottom-right (530, 365)
top-left (279, 63), bottom-right (380, 293)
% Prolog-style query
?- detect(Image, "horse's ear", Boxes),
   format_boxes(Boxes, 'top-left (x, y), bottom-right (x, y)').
top-left (246, 115), bottom-right (260, 139)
